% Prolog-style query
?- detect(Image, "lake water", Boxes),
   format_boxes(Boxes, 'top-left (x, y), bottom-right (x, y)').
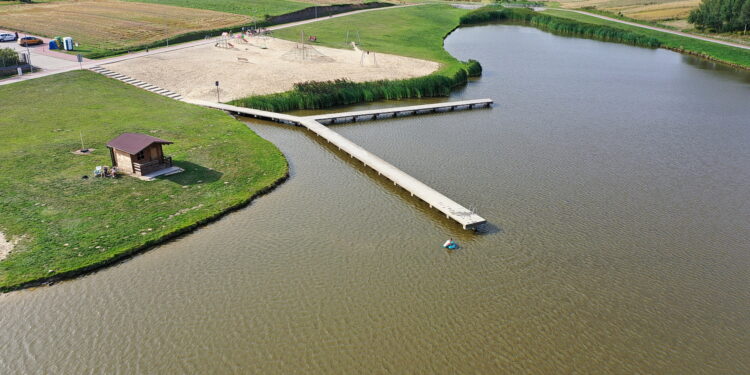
top-left (1, 25), bottom-right (749, 374)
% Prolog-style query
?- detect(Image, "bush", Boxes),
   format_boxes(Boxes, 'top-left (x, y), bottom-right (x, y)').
top-left (0, 48), bottom-right (19, 68)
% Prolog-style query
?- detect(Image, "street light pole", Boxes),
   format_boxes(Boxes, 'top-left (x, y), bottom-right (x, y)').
top-left (24, 34), bottom-right (34, 73)
top-left (26, 42), bottom-right (32, 73)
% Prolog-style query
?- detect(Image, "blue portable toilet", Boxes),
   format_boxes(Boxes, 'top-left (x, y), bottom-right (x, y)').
top-left (49, 40), bottom-right (58, 50)
top-left (63, 37), bottom-right (74, 51)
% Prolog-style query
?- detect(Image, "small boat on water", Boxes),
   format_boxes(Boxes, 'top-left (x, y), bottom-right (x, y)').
top-left (443, 239), bottom-right (459, 250)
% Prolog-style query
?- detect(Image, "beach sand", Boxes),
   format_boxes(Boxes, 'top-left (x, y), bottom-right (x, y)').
top-left (104, 37), bottom-right (440, 102)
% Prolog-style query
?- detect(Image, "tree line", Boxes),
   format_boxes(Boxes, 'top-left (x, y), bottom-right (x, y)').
top-left (689, 0), bottom-right (750, 32)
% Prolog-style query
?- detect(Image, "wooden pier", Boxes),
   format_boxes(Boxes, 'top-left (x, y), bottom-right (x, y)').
top-left (186, 99), bottom-right (488, 230)
top-left (307, 98), bottom-right (493, 124)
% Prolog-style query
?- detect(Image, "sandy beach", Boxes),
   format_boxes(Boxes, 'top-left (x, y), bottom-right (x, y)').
top-left (103, 37), bottom-right (440, 102)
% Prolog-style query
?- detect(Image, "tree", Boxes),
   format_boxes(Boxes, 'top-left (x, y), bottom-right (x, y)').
top-left (689, 0), bottom-right (750, 32)
top-left (741, 0), bottom-right (750, 32)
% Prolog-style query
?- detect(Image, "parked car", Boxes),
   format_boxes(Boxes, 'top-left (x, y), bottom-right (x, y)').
top-left (0, 33), bottom-right (18, 42)
top-left (18, 36), bottom-right (43, 46)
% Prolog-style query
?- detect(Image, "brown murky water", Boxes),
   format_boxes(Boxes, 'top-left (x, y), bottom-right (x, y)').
top-left (1, 25), bottom-right (749, 374)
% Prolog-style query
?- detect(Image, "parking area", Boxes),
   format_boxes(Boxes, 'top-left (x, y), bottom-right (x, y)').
top-left (0, 29), bottom-right (83, 71)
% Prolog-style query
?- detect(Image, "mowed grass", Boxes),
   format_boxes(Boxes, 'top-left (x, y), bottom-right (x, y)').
top-left (543, 9), bottom-right (750, 68)
top-left (272, 4), bottom-right (469, 65)
top-left (0, 71), bottom-right (287, 291)
top-left (0, 0), bottom-right (251, 58)
top-left (123, 0), bottom-right (309, 18)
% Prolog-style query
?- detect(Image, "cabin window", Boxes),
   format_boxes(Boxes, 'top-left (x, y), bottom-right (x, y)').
top-left (136, 151), bottom-right (145, 160)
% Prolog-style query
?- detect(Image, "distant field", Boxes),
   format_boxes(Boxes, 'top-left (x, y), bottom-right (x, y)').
top-left (556, 0), bottom-right (698, 21)
top-left (123, 0), bottom-right (310, 18)
top-left (0, 0), bottom-right (251, 57)
top-left (622, 0), bottom-right (698, 21)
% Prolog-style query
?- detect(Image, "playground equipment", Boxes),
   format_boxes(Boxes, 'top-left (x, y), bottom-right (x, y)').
top-left (244, 28), bottom-right (270, 49)
top-left (360, 50), bottom-right (378, 67)
top-left (281, 31), bottom-right (333, 63)
top-left (344, 30), bottom-right (361, 48)
top-left (215, 32), bottom-right (233, 49)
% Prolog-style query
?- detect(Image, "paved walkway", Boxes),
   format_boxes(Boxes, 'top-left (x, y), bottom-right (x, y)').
top-left (548, 9), bottom-right (750, 51)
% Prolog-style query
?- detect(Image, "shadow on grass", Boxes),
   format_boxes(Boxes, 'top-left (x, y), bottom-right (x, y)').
top-left (163, 161), bottom-right (223, 185)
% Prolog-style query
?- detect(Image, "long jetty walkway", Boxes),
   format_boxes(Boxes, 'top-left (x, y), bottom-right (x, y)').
top-left (308, 99), bottom-right (494, 124)
top-left (186, 99), bottom-right (491, 230)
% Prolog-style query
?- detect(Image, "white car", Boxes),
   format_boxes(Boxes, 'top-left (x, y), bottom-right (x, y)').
top-left (0, 33), bottom-right (18, 42)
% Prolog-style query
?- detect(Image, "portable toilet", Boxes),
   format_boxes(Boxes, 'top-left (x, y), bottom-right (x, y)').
top-left (63, 37), bottom-right (74, 51)
top-left (55, 37), bottom-right (63, 49)
top-left (49, 40), bottom-right (58, 50)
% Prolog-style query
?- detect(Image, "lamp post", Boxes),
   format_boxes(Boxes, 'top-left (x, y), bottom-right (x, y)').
top-left (25, 34), bottom-right (32, 73)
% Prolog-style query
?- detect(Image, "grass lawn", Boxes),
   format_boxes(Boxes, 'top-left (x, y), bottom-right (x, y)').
top-left (271, 4), bottom-right (470, 66)
top-left (0, 70), bottom-right (287, 291)
top-left (543, 9), bottom-right (750, 68)
top-left (124, 0), bottom-right (310, 19)
top-left (0, 0), bottom-right (251, 58)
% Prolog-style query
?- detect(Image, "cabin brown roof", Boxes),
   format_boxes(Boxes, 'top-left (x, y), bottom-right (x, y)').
top-left (106, 133), bottom-right (173, 155)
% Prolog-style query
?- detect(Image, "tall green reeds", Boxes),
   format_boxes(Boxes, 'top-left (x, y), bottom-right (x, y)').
top-left (460, 7), bottom-right (662, 48)
top-left (229, 61), bottom-right (480, 112)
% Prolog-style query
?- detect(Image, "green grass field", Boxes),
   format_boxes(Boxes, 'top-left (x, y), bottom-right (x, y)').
top-left (0, 71), bottom-right (287, 291)
top-left (272, 4), bottom-right (469, 65)
top-left (543, 9), bottom-right (750, 68)
top-left (124, 0), bottom-right (310, 18)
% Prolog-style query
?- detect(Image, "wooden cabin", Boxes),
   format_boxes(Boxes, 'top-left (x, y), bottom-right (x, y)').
top-left (106, 133), bottom-right (174, 177)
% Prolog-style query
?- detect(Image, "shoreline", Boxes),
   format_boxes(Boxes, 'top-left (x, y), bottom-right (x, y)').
top-left (0, 164), bottom-right (290, 293)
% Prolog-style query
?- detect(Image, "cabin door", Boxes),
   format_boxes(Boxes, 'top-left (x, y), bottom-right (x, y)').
top-left (150, 146), bottom-right (160, 161)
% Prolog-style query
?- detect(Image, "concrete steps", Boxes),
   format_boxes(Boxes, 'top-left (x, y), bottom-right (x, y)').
top-left (88, 66), bottom-right (184, 101)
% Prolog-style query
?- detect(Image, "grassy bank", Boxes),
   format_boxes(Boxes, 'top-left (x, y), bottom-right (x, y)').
top-left (0, 71), bottom-right (288, 292)
top-left (542, 9), bottom-right (750, 68)
top-left (578, 8), bottom-right (750, 47)
top-left (461, 6), bottom-right (661, 47)
top-left (230, 4), bottom-right (481, 111)
top-left (457, 6), bottom-right (749, 68)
